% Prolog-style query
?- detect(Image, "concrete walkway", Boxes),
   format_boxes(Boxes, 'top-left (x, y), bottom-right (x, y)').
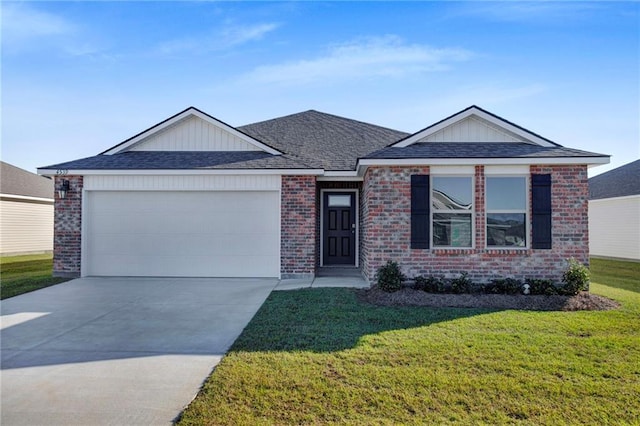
top-left (275, 275), bottom-right (370, 290)
top-left (1, 277), bottom-right (277, 426)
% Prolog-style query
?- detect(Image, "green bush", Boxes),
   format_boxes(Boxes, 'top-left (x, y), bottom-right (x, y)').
top-left (450, 273), bottom-right (472, 294)
top-left (414, 275), bottom-right (446, 293)
top-left (375, 261), bottom-right (406, 293)
top-left (561, 258), bottom-right (590, 295)
top-left (487, 278), bottom-right (523, 295)
top-left (525, 278), bottom-right (558, 295)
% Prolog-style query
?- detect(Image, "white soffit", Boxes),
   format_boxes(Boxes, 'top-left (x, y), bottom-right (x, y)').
top-left (103, 108), bottom-right (282, 155)
top-left (392, 106), bottom-right (557, 148)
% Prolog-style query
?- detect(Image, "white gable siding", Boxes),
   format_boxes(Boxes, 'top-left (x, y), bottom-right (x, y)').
top-left (130, 116), bottom-right (261, 152)
top-left (0, 199), bottom-right (53, 255)
top-left (418, 117), bottom-right (525, 143)
top-left (589, 195), bottom-right (640, 261)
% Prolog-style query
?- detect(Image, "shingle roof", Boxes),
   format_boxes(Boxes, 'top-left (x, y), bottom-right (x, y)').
top-left (363, 143), bottom-right (607, 160)
top-left (40, 151), bottom-right (313, 170)
top-left (1, 161), bottom-right (53, 199)
top-left (238, 110), bottom-right (409, 170)
top-left (589, 159), bottom-right (640, 200)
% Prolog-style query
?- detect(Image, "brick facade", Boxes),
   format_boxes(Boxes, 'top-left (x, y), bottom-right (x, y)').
top-left (281, 175), bottom-right (317, 278)
top-left (362, 165), bottom-right (589, 283)
top-left (53, 175), bottom-right (83, 277)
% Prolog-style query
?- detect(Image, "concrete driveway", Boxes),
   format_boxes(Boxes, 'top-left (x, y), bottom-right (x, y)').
top-left (1, 277), bottom-right (277, 425)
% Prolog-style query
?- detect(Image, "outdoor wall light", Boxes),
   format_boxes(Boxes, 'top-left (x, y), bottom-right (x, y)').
top-left (58, 179), bottom-right (70, 199)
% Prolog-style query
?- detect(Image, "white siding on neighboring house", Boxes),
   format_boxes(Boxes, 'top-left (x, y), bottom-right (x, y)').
top-left (589, 195), bottom-right (640, 261)
top-left (129, 116), bottom-right (261, 151)
top-left (0, 197), bottom-right (54, 255)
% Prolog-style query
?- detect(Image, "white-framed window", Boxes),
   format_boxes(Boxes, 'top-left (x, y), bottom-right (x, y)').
top-left (431, 176), bottom-right (474, 248)
top-left (485, 176), bottom-right (528, 248)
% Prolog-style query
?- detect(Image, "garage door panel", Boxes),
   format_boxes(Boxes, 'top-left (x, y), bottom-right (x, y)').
top-left (85, 191), bottom-right (280, 277)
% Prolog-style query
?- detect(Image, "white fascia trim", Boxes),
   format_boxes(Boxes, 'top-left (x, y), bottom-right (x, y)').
top-left (318, 171), bottom-right (362, 181)
top-left (317, 176), bottom-right (363, 182)
top-left (0, 193), bottom-right (54, 203)
top-left (392, 107), bottom-right (555, 148)
top-left (103, 108), bottom-right (282, 156)
top-left (357, 156), bottom-right (609, 175)
top-left (37, 168), bottom-right (325, 176)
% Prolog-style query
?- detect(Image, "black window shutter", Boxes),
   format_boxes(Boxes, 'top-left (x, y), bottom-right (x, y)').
top-left (411, 175), bottom-right (430, 249)
top-left (531, 174), bottom-right (552, 249)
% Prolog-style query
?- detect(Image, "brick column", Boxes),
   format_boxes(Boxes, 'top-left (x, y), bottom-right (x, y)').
top-left (53, 175), bottom-right (83, 277)
top-left (281, 175), bottom-right (316, 278)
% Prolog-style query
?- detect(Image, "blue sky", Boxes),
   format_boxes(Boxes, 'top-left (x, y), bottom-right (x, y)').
top-left (2, 1), bottom-right (638, 177)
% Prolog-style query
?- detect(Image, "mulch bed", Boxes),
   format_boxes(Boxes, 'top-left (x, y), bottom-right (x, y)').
top-left (358, 287), bottom-right (620, 311)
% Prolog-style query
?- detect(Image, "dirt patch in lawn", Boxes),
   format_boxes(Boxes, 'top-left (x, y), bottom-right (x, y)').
top-left (358, 287), bottom-right (620, 311)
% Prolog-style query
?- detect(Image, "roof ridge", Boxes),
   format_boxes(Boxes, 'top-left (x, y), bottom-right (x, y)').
top-left (239, 109), bottom-right (408, 135)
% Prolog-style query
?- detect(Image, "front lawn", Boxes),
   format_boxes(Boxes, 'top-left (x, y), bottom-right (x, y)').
top-left (0, 254), bottom-right (70, 299)
top-left (179, 259), bottom-right (640, 425)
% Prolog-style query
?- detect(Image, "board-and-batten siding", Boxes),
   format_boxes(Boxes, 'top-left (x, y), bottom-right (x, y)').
top-left (0, 198), bottom-right (54, 255)
top-left (419, 116), bottom-right (524, 143)
top-left (589, 195), bottom-right (640, 261)
top-left (129, 116), bottom-right (261, 152)
top-left (84, 175), bottom-right (281, 191)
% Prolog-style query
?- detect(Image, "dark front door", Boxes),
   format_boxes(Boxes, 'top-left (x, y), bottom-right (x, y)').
top-left (323, 192), bottom-right (356, 265)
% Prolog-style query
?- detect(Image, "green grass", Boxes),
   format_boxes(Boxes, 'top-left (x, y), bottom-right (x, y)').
top-left (179, 259), bottom-right (640, 425)
top-left (591, 257), bottom-right (640, 293)
top-left (0, 254), bottom-right (70, 299)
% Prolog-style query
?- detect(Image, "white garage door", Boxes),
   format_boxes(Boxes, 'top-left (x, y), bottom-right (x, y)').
top-left (84, 191), bottom-right (280, 277)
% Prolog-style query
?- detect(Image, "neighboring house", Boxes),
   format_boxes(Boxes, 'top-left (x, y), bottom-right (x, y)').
top-left (588, 160), bottom-right (640, 261)
top-left (1, 161), bottom-right (54, 255)
top-left (38, 106), bottom-right (608, 282)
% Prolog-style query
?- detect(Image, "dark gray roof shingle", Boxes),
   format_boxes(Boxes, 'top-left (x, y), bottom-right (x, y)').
top-left (589, 159), bottom-right (640, 200)
top-left (363, 143), bottom-right (607, 160)
top-left (239, 110), bottom-right (409, 170)
top-left (41, 151), bottom-right (313, 170)
top-left (1, 161), bottom-right (53, 198)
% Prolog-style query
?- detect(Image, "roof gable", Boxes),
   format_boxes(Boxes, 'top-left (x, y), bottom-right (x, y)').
top-left (102, 107), bottom-right (281, 155)
top-left (392, 105), bottom-right (559, 148)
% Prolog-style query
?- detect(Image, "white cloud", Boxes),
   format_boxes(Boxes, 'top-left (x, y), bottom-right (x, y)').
top-left (2, 3), bottom-right (75, 45)
top-left (157, 22), bottom-right (279, 55)
top-left (454, 1), bottom-right (603, 23)
top-left (238, 35), bottom-right (473, 86)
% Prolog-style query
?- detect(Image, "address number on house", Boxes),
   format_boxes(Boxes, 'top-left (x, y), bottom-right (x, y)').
top-left (56, 169), bottom-right (69, 175)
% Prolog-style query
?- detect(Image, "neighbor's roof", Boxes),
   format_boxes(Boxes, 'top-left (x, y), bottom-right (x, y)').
top-left (1, 161), bottom-right (53, 199)
top-left (589, 159), bottom-right (640, 200)
top-left (238, 110), bottom-right (409, 171)
top-left (363, 143), bottom-right (608, 160)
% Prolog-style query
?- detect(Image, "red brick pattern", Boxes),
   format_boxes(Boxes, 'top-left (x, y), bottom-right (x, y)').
top-left (281, 175), bottom-right (317, 278)
top-left (53, 175), bottom-right (83, 277)
top-left (362, 165), bottom-right (590, 283)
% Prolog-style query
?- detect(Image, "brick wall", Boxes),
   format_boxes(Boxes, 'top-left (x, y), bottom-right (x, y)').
top-left (281, 175), bottom-right (317, 278)
top-left (362, 165), bottom-right (589, 284)
top-left (53, 175), bottom-right (83, 277)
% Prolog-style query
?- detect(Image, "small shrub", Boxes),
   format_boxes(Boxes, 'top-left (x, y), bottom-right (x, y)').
top-left (376, 260), bottom-right (406, 293)
top-left (526, 278), bottom-right (558, 295)
top-left (414, 275), bottom-right (446, 293)
top-left (561, 258), bottom-right (590, 295)
top-left (450, 273), bottom-right (472, 294)
top-left (487, 278), bottom-right (522, 295)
